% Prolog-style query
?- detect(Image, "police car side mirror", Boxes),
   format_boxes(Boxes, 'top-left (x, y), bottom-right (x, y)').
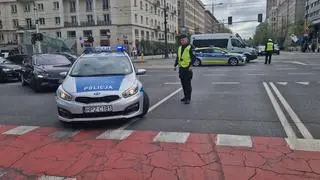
top-left (136, 69), bottom-right (146, 75)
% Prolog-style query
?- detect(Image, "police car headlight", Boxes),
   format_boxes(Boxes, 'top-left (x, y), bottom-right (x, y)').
top-left (122, 84), bottom-right (139, 98)
top-left (57, 88), bottom-right (73, 101)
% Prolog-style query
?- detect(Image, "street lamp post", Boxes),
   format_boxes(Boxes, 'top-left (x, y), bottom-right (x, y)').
top-left (164, 0), bottom-right (169, 58)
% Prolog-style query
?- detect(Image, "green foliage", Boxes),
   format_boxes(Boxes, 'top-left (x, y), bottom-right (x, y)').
top-left (253, 23), bottom-right (269, 45)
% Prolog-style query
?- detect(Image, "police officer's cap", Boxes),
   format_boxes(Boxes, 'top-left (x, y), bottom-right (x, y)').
top-left (179, 34), bottom-right (188, 39)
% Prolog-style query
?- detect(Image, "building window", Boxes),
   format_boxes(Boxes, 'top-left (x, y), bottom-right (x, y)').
top-left (71, 16), bottom-right (77, 23)
top-left (87, 15), bottom-right (93, 22)
top-left (12, 19), bottom-right (19, 28)
top-left (56, 32), bottom-right (61, 38)
top-left (140, 1), bottom-right (143, 9)
top-left (141, 16), bottom-right (143, 24)
top-left (11, 4), bottom-right (17, 13)
top-left (39, 18), bottom-right (45, 25)
top-left (146, 17), bottom-right (148, 25)
top-left (25, 4), bottom-right (31, 12)
top-left (134, 0), bottom-right (137, 7)
top-left (102, 0), bottom-right (109, 10)
top-left (135, 14), bottom-right (138, 23)
top-left (70, 1), bottom-right (76, 12)
top-left (67, 31), bottom-right (76, 38)
top-left (38, 3), bottom-right (44, 11)
top-left (55, 17), bottom-right (61, 25)
top-left (135, 29), bottom-right (139, 37)
top-left (86, 0), bottom-right (93, 11)
top-left (26, 18), bottom-right (32, 28)
top-left (83, 30), bottom-right (92, 37)
top-left (104, 14), bottom-right (110, 23)
top-left (53, 2), bottom-right (59, 10)
top-left (145, 3), bottom-right (148, 11)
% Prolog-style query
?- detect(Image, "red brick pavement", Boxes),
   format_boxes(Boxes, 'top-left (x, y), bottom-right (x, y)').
top-left (0, 125), bottom-right (320, 180)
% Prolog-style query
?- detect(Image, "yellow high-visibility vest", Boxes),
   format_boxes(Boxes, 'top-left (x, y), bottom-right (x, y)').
top-left (266, 42), bottom-right (274, 51)
top-left (177, 45), bottom-right (191, 68)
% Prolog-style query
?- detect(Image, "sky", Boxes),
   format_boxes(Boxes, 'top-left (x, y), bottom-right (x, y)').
top-left (201, 0), bottom-right (266, 39)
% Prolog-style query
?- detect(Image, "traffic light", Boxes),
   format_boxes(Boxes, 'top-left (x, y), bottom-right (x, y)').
top-left (258, 14), bottom-right (263, 23)
top-left (228, 16), bottom-right (232, 25)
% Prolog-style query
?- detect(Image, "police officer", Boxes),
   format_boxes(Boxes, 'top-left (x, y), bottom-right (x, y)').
top-left (265, 39), bottom-right (274, 64)
top-left (174, 34), bottom-right (196, 104)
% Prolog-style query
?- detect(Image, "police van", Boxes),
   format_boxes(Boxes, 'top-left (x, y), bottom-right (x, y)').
top-left (190, 33), bottom-right (258, 62)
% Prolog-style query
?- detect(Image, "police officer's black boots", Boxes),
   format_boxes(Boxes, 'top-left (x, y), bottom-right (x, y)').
top-left (184, 99), bottom-right (190, 104)
top-left (181, 97), bottom-right (186, 102)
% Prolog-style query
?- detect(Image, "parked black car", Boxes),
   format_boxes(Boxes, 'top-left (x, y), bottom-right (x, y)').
top-left (0, 57), bottom-right (22, 83)
top-left (53, 52), bottom-right (77, 64)
top-left (21, 54), bottom-right (72, 92)
top-left (6, 54), bottom-right (30, 65)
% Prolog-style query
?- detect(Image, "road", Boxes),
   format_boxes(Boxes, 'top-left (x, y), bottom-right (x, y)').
top-left (1, 52), bottom-right (320, 179)
top-left (0, 52), bottom-right (320, 139)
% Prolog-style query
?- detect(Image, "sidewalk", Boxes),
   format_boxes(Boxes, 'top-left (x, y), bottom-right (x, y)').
top-left (0, 125), bottom-right (320, 180)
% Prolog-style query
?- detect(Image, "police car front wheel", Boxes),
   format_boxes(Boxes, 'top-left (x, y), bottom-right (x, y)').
top-left (229, 58), bottom-right (238, 66)
top-left (138, 92), bottom-right (150, 118)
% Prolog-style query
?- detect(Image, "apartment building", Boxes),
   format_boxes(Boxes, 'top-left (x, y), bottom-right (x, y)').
top-left (276, 0), bottom-right (306, 36)
top-left (306, 0), bottom-right (320, 28)
top-left (178, 0), bottom-right (205, 34)
top-left (204, 10), bottom-right (219, 34)
top-left (0, 0), bottom-right (178, 54)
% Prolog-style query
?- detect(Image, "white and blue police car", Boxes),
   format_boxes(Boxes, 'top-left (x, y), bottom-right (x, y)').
top-left (55, 46), bottom-right (150, 122)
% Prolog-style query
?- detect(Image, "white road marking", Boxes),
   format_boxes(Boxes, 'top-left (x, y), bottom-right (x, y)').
top-left (277, 82), bottom-right (288, 85)
top-left (2, 126), bottom-right (39, 135)
top-left (286, 138), bottom-right (320, 152)
top-left (139, 75), bottom-right (152, 77)
top-left (290, 61), bottom-right (308, 65)
top-left (96, 130), bottom-right (133, 140)
top-left (164, 82), bottom-right (180, 85)
top-left (247, 74), bottom-right (265, 76)
top-left (296, 82), bottom-right (310, 85)
top-left (118, 88), bottom-right (182, 130)
top-left (269, 82), bottom-right (313, 139)
top-left (203, 74), bottom-right (225, 76)
top-left (276, 68), bottom-right (297, 70)
top-left (288, 73), bottom-right (313, 75)
top-left (38, 176), bottom-right (76, 180)
top-left (216, 134), bottom-right (252, 147)
top-left (212, 82), bottom-right (240, 85)
top-left (153, 132), bottom-right (190, 143)
top-left (262, 82), bottom-right (297, 138)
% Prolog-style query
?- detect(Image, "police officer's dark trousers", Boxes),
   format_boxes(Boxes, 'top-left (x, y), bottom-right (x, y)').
top-left (265, 51), bottom-right (272, 64)
top-left (179, 67), bottom-right (193, 100)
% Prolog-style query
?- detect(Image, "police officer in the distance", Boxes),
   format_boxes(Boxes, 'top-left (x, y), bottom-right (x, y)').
top-left (265, 39), bottom-right (274, 64)
top-left (174, 34), bottom-right (196, 104)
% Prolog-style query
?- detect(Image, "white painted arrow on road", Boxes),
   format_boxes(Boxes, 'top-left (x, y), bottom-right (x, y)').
top-left (296, 82), bottom-right (310, 85)
top-left (277, 82), bottom-right (288, 86)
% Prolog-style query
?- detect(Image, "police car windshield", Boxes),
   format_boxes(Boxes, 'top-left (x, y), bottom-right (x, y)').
top-left (69, 56), bottom-right (133, 77)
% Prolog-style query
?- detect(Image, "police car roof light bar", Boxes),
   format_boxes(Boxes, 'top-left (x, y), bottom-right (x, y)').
top-left (83, 45), bottom-right (126, 54)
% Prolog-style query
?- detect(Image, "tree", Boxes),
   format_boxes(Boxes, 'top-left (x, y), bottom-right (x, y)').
top-left (253, 23), bottom-right (269, 45)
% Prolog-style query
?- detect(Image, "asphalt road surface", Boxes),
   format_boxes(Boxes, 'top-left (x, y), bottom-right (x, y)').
top-left (1, 52), bottom-right (320, 140)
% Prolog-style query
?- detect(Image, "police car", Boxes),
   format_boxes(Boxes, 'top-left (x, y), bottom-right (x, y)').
top-left (193, 47), bottom-right (247, 66)
top-left (55, 46), bottom-right (150, 122)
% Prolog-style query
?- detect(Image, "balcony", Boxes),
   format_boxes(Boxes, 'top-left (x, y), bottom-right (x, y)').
top-left (64, 21), bottom-right (111, 28)
top-left (64, 22), bottom-right (78, 27)
top-left (17, 25), bottom-right (36, 30)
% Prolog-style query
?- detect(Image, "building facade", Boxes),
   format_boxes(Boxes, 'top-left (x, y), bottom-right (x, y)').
top-left (0, 0), bottom-right (178, 54)
top-left (178, 0), bottom-right (205, 34)
top-left (204, 10), bottom-right (219, 34)
top-left (306, 0), bottom-right (320, 30)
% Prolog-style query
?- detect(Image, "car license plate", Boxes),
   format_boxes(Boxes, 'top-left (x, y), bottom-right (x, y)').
top-left (83, 105), bottom-right (113, 113)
